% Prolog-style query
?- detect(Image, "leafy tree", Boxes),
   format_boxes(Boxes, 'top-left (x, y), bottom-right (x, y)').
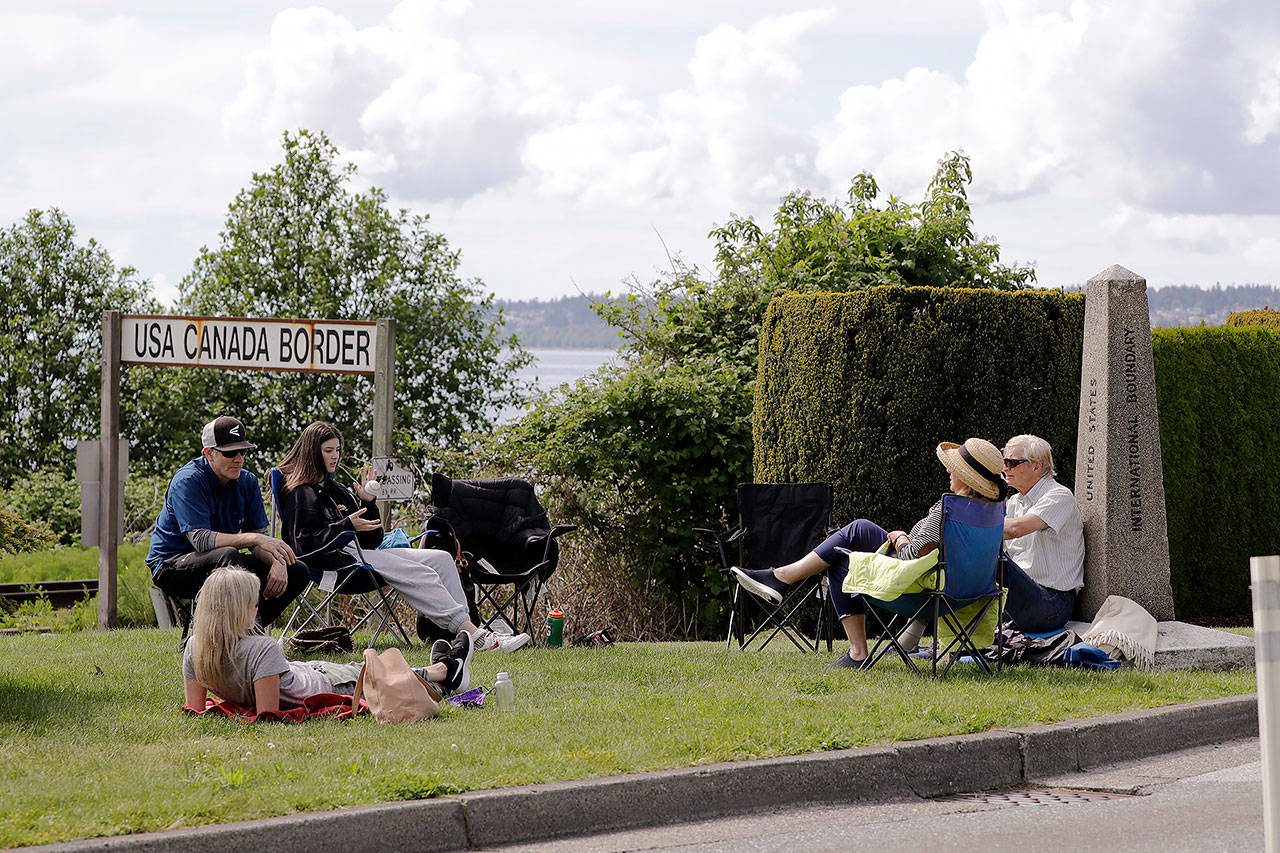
top-left (0, 209), bottom-right (150, 488)
top-left (0, 507), bottom-right (56, 554)
top-left (165, 129), bottom-right (530, 464)
top-left (483, 153), bottom-right (1035, 638)
top-left (601, 152), bottom-right (1033, 372)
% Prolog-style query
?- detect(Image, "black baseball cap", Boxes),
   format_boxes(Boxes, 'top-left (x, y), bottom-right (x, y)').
top-left (201, 416), bottom-right (257, 452)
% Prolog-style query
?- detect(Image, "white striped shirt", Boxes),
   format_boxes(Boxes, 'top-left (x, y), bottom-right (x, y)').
top-left (1004, 476), bottom-right (1085, 591)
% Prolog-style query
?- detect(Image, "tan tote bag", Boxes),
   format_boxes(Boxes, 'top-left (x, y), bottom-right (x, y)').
top-left (350, 647), bottom-right (441, 723)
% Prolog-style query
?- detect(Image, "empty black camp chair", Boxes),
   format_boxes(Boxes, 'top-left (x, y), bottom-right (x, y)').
top-left (428, 473), bottom-right (577, 639)
top-left (696, 482), bottom-right (835, 652)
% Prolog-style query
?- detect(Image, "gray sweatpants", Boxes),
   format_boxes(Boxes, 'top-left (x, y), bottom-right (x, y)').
top-left (307, 660), bottom-right (433, 695)
top-left (345, 545), bottom-right (470, 635)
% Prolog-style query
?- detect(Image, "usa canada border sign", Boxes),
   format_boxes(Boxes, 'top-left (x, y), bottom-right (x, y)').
top-left (97, 311), bottom-right (397, 628)
top-left (122, 315), bottom-right (378, 374)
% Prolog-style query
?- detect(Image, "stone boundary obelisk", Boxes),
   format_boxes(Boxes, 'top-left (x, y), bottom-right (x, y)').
top-left (1073, 264), bottom-right (1175, 621)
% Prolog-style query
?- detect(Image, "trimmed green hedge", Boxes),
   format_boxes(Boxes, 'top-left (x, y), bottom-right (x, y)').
top-left (754, 286), bottom-right (1084, 528)
top-left (754, 286), bottom-right (1280, 622)
top-left (1224, 309), bottom-right (1280, 328)
top-left (1152, 326), bottom-right (1280, 618)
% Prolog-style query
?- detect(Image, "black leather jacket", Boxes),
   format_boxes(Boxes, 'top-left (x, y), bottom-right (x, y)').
top-left (280, 476), bottom-right (382, 570)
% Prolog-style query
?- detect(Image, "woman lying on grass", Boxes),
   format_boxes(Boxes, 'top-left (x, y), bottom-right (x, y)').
top-left (183, 567), bottom-right (473, 714)
top-left (731, 438), bottom-right (1007, 669)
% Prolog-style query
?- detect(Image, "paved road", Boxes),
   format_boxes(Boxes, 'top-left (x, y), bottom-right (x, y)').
top-left (486, 738), bottom-right (1264, 853)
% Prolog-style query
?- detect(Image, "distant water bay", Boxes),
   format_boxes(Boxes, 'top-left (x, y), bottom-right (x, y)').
top-left (495, 348), bottom-right (617, 423)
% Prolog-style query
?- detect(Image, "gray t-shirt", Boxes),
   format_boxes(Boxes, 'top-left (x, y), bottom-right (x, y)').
top-left (182, 634), bottom-right (332, 707)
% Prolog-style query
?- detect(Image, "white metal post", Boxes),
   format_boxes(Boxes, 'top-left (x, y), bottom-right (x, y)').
top-left (1252, 554), bottom-right (1280, 852)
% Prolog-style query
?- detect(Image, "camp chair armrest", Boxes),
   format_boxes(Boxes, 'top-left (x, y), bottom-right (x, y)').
top-left (294, 530), bottom-right (356, 562)
top-left (529, 525), bottom-right (576, 562)
top-left (693, 526), bottom-right (744, 570)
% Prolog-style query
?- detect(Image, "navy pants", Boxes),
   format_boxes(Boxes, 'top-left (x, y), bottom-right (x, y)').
top-left (152, 546), bottom-right (309, 628)
top-left (813, 519), bottom-right (891, 619)
top-left (1000, 556), bottom-right (1076, 633)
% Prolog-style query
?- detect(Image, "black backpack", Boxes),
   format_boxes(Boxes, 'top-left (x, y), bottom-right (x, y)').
top-left (415, 514), bottom-right (481, 641)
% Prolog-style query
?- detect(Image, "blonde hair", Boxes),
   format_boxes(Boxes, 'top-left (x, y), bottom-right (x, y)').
top-left (189, 568), bottom-right (259, 699)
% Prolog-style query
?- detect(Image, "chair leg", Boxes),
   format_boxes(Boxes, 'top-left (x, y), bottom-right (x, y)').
top-left (732, 585), bottom-right (748, 649)
top-left (742, 585), bottom-right (819, 653)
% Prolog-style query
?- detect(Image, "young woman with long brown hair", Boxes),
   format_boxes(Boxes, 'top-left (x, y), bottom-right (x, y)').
top-left (276, 421), bottom-right (529, 653)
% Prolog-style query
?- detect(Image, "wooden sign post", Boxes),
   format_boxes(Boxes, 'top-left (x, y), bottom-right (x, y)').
top-left (97, 311), bottom-right (396, 628)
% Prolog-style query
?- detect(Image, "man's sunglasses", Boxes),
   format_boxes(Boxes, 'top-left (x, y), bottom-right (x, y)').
top-left (1002, 457), bottom-right (1029, 469)
top-left (216, 449), bottom-right (247, 459)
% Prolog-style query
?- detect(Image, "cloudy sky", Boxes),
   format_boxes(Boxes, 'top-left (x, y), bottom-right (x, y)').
top-left (3, 0), bottom-right (1279, 304)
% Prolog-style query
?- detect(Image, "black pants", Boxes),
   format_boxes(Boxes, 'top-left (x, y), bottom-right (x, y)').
top-left (152, 546), bottom-right (310, 627)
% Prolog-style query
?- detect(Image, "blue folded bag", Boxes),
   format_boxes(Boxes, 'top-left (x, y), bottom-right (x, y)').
top-left (378, 528), bottom-right (412, 549)
top-left (1063, 642), bottom-right (1121, 670)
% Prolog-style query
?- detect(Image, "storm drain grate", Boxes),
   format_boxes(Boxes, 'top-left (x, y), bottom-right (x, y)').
top-left (936, 787), bottom-right (1143, 807)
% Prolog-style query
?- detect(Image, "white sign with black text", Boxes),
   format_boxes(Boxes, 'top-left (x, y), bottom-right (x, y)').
top-left (369, 457), bottom-right (415, 501)
top-left (121, 315), bottom-right (378, 374)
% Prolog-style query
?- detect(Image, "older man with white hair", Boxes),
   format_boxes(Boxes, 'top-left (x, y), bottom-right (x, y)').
top-left (1000, 434), bottom-right (1085, 632)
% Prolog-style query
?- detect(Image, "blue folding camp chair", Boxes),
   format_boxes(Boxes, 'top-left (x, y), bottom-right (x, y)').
top-left (269, 468), bottom-right (411, 648)
top-left (854, 493), bottom-right (1005, 678)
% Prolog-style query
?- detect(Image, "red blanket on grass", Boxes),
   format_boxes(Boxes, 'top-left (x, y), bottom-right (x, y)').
top-left (183, 692), bottom-right (369, 723)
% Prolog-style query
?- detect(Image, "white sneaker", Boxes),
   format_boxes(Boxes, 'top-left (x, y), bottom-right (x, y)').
top-left (473, 627), bottom-right (531, 653)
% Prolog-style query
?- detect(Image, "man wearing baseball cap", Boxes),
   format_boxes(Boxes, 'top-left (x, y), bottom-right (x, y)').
top-left (147, 416), bottom-right (308, 627)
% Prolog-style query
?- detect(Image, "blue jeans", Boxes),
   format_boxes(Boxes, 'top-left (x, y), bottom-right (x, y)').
top-left (813, 519), bottom-right (889, 619)
top-left (1001, 556), bottom-right (1076, 633)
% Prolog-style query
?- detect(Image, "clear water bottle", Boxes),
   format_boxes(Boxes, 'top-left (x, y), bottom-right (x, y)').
top-left (493, 672), bottom-right (515, 711)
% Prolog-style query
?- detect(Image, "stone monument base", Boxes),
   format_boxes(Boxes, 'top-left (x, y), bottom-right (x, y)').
top-left (1067, 620), bottom-right (1254, 671)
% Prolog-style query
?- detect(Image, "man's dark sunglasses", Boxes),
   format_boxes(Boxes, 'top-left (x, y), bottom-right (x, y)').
top-left (1002, 457), bottom-right (1029, 468)
top-left (216, 448), bottom-right (247, 459)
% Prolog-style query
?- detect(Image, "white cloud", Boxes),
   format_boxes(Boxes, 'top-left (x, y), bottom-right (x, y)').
top-left (523, 10), bottom-right (830, 207)
top-left (814, 0), bottom-right (1280, 217)
top-left (225, 0), bottom-right (568, 199)
top-left (6, 0), bottom-right (1280, 304)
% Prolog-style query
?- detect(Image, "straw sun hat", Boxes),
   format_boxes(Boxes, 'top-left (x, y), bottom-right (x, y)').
top-left (935, 438), bottom-right (1006, 501)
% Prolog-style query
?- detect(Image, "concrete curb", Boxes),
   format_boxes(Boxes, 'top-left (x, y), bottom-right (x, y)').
top-left (31, 694), bottom-right (1258, 852)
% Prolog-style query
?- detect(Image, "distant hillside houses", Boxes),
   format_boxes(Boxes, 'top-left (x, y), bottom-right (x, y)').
top-left (1145, 284), bottom-right (1280, 327)
top-left (493, 285), bottom-right (1280, 349)
top-left (491, 294), bottom-right (622, 349)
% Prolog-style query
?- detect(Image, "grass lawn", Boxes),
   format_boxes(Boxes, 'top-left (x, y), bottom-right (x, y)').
top-left (0, 628), bottom-right (1257, 847)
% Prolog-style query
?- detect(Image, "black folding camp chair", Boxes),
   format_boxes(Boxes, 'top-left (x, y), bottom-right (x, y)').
top-left (428, 473), bottom-right (577, 639)
top-left (852, 493), bottom-right (1006, 678)
top-left (696, 482), bottom-right (836, 652)
top-left (270, 468), bottom-right (412, 648)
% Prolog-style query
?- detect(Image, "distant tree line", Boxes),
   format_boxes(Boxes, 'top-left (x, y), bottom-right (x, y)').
top-left (1146, 284), bottom-right (1280, 327)
top-left (495, 283), bottom-right (1280, 346)
top-left (489, 294), bottom-right (623, 349)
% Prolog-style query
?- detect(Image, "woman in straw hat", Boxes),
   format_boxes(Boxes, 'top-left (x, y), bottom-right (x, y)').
top-left (732, 438), bottom-right (1007, 668)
